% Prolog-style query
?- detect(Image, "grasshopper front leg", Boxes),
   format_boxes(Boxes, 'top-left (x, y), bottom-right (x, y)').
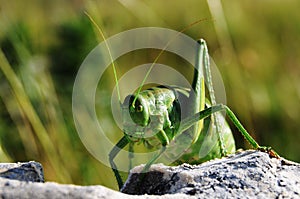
top-left (109, 136), bottom-right (129, 190)
top-left (142, 129), bottom-right (170, 173)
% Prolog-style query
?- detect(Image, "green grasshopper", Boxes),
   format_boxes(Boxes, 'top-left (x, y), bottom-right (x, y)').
top-left (87, 14), bottom-right (278, 190)
top-left (108, 39), bottom-right (278, 190)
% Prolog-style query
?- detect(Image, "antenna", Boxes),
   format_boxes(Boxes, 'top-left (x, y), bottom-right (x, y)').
top-left (131, 18), bottom-right (211, 106)
top-left (85, 12), bottom-right (121, 104)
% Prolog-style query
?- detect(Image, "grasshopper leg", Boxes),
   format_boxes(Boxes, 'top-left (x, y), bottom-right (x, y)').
top-left (142, 146), bottom-right (167, 173)
top-left (128, 142), bottom-right (134, 172)
top-left (109, 135), bottom-right (129, 190)
top-left (142, 129), bottom-right (169, 172)
top-left (180, 104), bottom-right (279, 158)
top-left (223, 105), bottom-right (279, 158)
top-left (198, 39), bottom-right (227, 156)
top-left (197, 39), bottom-right (279, 158)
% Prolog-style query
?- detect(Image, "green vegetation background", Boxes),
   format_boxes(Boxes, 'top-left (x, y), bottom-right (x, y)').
top-left (1, 0), bottom-right (300, 189)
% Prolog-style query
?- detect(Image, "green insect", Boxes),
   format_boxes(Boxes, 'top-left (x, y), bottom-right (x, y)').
top-left (108, 39), bottom-right (279, 190)
top-left (86, 14), bottom-right (278, 190)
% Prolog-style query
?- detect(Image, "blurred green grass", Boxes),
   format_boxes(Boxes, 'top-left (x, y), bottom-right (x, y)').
top-left (0, 0), bottom-right (300, 190)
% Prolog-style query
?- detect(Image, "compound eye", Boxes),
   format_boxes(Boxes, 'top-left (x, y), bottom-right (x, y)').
top-left (136, 105), bottom-right (143, 112)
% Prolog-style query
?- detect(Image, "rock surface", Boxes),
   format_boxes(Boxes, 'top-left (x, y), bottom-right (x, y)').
top-left (0, 150), bottom-right (299, 199)
top-left (0, 161), bottom-right (44, 182)
top-left (122, 150), bottom-right (300, 198)
top-left (0, 178), bottom-right (194, 199)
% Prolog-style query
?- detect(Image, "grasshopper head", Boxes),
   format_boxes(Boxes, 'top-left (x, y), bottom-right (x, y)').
top-left (122, 94), bottom-right (150, 127)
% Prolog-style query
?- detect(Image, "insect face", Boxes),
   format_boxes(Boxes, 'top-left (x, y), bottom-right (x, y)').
top-left (123, 95), bottom-right (150, 127)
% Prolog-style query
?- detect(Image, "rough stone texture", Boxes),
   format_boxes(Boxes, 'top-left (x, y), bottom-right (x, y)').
top-left (0, 178), bottom-right (195, 199)
top-left (0, 161), bottom-right (44, 182)
top-left (0, 161), bottom-right (196, 199)
top-left (122, 150), bottom-right (300, 198)
top-left (0, 150), bottom-right (299, 199)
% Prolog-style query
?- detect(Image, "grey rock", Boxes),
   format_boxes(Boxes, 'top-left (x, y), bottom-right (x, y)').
top-left (0, 178), bottom-right (196, 199)
top-left (122, 150), bottom-right (300, 198)
top-left (0, 161), bottom-right (44, 182)
top-left (0, 150), bottom-right (299, 199)
top-left (0, 161), bottom-right (195, 199)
